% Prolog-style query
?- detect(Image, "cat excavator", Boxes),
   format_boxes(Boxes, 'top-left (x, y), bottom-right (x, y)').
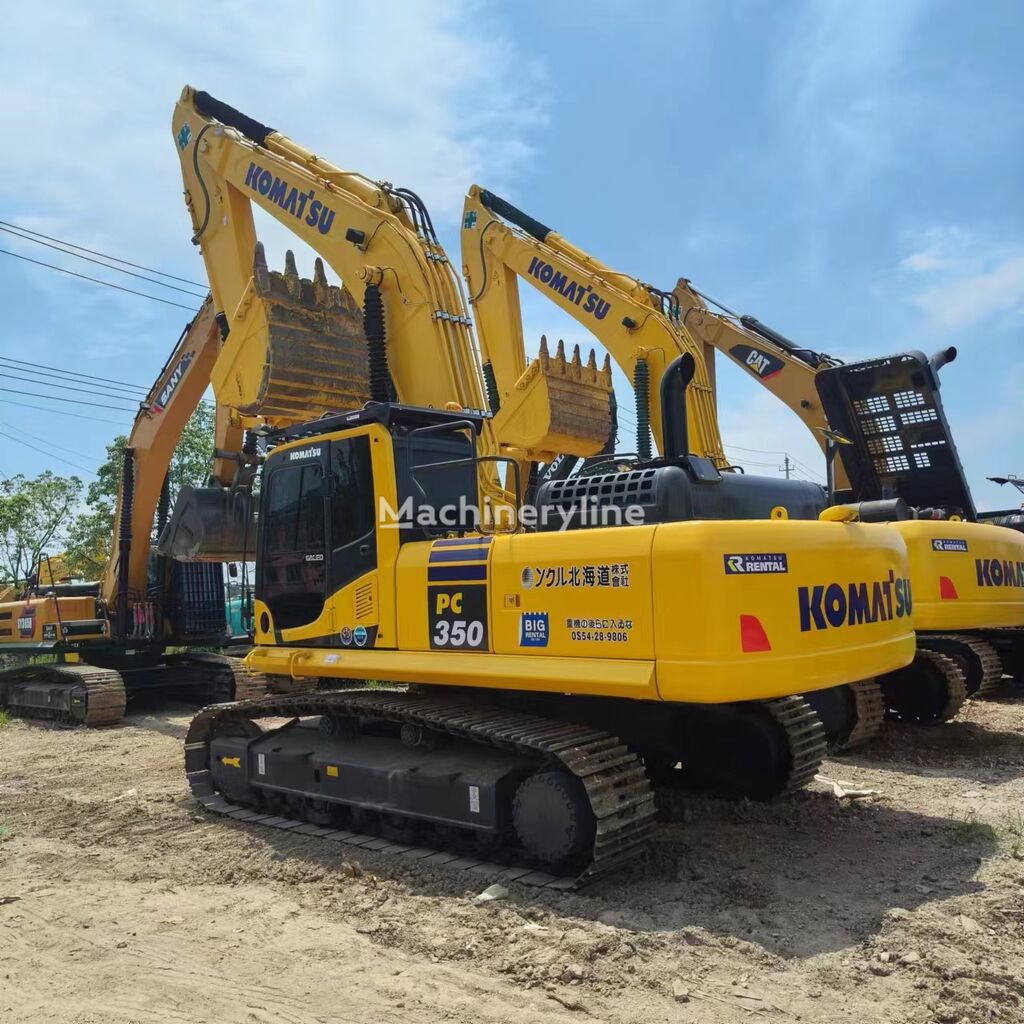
top-left (0, 300), bottom-right (270, 726)
top-left (164, 87), bottom-right (918, 885)
top-left (671, 277), bottom-right (1024, 686)
top-left (458, 186), bottom-right (968, 745)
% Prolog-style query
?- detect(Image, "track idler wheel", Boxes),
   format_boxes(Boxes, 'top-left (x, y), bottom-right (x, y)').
top-left (880, 650), bottom-right (967, 724)
top-left (512, 770), bottom-right (596, 870)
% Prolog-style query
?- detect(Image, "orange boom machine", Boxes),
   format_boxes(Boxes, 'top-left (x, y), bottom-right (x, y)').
top-left (0, 303), bottom-right (270, 726)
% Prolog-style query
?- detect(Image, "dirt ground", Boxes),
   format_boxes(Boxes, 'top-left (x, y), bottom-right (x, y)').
top-left (3, 690), bottom-right (1024, 1024)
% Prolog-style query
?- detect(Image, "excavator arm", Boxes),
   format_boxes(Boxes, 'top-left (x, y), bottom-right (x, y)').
top-left (461, 187), bottom-right (727, 467)
top-left (173, 88), bottom-right (489, 433)
top-left (99, 300), bottom-right (222, 617)
top-left (671, 277), bottom-right (849, 488)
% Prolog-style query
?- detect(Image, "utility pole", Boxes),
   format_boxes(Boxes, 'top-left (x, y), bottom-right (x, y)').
top-left (782, 454), bottom-right (792, 480)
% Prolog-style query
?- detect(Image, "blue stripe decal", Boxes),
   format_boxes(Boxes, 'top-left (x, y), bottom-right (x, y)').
top-left (427, 564), bottom-right (488, 582)
top-left (429, 547), bottom-right (491, 563)
top-left (432, 536), bottom-right (492, 548)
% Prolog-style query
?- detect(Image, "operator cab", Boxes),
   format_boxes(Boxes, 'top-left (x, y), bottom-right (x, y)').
top-left (257, 404), bottom-right (484, 632)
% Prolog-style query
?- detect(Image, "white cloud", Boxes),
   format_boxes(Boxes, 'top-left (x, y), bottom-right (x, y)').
top-left (898, 226), bottom-right (1024, 331)
top-left (912, 255), bottom-right (1024, 330)
top-left (681, 222), bottom-right (744, 256)
top-left (0, 0), bottom-right (544, 355)
top-left (774, 0), bottom-right (927, 200)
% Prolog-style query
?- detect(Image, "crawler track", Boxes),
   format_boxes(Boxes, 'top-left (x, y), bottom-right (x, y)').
top-left (763, 696), bottom-right (829, 793)
top-left (841, 679), bottom-right (886, 749)
top-left (920, 635), bottom-right (1004, 698)
top-left (881, 649), bottom-right (967, 724)
top-left (0, 663), bottom-right (126, 726)
top-left (177, 652), bottom-right (269, 703)
top-left (185, 689), bottom-right (658, 889)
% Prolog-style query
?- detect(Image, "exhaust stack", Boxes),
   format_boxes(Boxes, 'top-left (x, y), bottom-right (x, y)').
top-left (660, 353), bottom-right (696, 460)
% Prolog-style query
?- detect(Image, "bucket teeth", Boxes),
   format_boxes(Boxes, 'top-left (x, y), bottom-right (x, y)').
top-left (228, 243), bottom-right (369, 421)
top-left (539, 339), bottom-right (610, 387)
top-left (253, 241), bottom-right (270, 291)
top-left (495, 334), bottom-right (614, 457)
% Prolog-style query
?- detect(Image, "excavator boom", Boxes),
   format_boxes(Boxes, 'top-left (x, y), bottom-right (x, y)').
top-left (461, 187), bottom-right (727, 467)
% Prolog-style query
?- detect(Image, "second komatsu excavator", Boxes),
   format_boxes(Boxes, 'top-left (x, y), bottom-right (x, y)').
top-left (164, 87), bottom-right (920, 885)
top-left (672, 278), bottom-right (1024, 688)
top-left (457, 186), bottom-right (963, 748)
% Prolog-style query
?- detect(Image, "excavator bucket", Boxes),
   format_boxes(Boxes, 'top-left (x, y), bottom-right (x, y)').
top-left (156, 486), bottom-right (257, 563)
top-left (214, 245), bottom-right (370, 423)
top-left (494, 337), bottom-right (614, 459)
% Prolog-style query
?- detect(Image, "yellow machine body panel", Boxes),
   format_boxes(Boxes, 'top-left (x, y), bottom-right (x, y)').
top-left (894, 520), bottom-right (1024, 631)
top-left (0, 595), bottom-right (107, 646)
top-left (246, 415), bottom-right (916, 705)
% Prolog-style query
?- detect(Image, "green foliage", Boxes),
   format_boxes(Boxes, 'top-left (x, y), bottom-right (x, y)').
top-left (0, 710), bottom-right (8, 728)
top-left (65, 406), bottom-right (215, 579)
top-left (0, 471), bottom-right (83, 585)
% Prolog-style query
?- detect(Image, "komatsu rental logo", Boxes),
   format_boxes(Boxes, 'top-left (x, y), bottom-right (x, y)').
top-left (724, 553), bottom-right (788, 575)
top-left (976, 558), bottom-right (1024, 588)
top-left (244, 162), bottom-right (336, 235)
top-left (932, 538), bottom-right (969, 552)
top-left (526, 257), bottom-right (610, 320)
top-left (798, 570), bottom-right (912, 632)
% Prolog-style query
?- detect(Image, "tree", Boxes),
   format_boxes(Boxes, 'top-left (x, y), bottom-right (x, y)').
top-left (0, 472), bottom-right (83, 585)
top-left (65, 405), bottom-right (215, 579)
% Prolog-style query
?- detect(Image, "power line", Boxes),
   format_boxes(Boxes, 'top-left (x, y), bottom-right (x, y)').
top-left (0, 224), bottom-right (207, 299)
top-left (0, 428), bottom-right (96, 473)
top-left (0, 368), bottom-right (146, 399)
top-left (0, 386), bottom-right (141, 411)
top-left (0, 248), bottom-right (200, 311)
top-left (0, 418), bottom-right (102, 463)
top-left (779, 452), bottom-right (825, 482)
top-left (0, 219), bottom-right (207, 288)
top-left (727, 442), bottom-right (789, 456)
top-left (0, 356), bottom-right (149, 392)
top-left (0, 396), bottom-right (129, 426)
top-left (0, 371), bottom-right (139, 405)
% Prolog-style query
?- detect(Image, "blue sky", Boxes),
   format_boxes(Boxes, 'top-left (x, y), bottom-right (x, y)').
top-left (0, 0), bottom-right (1021, 510)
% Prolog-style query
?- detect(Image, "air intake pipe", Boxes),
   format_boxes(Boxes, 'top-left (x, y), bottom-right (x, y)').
top-left (660, 353), bottom-right (696, 460)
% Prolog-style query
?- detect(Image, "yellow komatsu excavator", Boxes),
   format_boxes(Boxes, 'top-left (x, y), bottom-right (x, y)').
top-left (671, 277), bottom-right (1024, 687)
top-left (0, 301), bottom-right (274, 726)
top-left (458, 187), bottom-right (972, 746)
top-left (165, 87), bottom-right (918, 885)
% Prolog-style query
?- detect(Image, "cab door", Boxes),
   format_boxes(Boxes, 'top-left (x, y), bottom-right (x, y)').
top-left (257, 446), bottom-right (330, 631)
top-left (329, 435), bottom-right (377, 590)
